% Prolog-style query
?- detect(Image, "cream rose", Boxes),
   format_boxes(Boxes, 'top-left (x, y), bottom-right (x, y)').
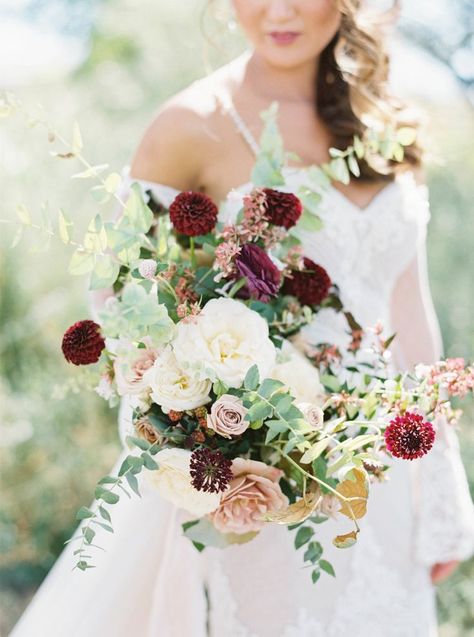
top-left (143, 346), bottom-right (211, 412)
top-left (172, 298), bottom-right (276, 388)
top-left (298, 402), bottom-right (325, 430)
top-left (209, 458), bottom-right (288, 534)
top-left (271, 340), bottom-right (325, 405)
top-left (207, 394), bottom-right (249, 438)
top-left (114, 345), bottom-right (158, 397)
top-left (148, 448), bottom-right (221, 516)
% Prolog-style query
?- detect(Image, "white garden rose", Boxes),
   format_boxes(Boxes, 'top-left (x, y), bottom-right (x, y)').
top-left (271, 340), bottom-right (325, 405)
top-left (148, 448), bottom-right (221, 516)
top-left (143, 346), bottom-right (212, 412)
top-left (172, 298), bottom-right (276, 388)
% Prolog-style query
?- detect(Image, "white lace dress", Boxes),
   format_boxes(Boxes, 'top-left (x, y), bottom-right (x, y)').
top-left (10, 168), bottom-right (474, 637)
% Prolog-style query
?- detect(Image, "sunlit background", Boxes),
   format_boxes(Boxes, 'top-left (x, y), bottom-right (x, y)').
top-left (0, 1), bottom-right (473, 635)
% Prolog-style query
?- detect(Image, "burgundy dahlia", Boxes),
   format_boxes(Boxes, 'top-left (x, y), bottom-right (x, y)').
top-left (282, 258), bottom-right (331, 306)
top-left (384, 412), bottom-right (435, 460)
top-left (169, 191), bottom-right (218, 237)
top-left (190, 448), bottom-right (233, 494)
top-left (263, 188), bottom-right (303, 229)
top-left (235, 243), bottom-right (281, 302)
top-left (61, 320), bottom-right (105, 365)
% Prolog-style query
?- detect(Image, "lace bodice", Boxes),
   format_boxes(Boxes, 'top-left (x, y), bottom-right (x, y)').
top-left (218, 166), bottom-right (429, 330)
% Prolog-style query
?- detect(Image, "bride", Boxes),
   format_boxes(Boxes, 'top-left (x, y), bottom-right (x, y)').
top-left (11, 1), bottom-right (474, 636)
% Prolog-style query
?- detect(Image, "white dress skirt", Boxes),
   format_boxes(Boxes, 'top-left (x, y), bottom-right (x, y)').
top-left (10, 167), bottom-right (474, 637)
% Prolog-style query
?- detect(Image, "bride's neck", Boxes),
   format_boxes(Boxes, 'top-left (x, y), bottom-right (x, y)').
top-left (242, 50), bottom-right (319, 105)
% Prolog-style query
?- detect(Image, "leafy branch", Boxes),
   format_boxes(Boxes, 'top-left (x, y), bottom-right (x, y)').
top-left (72, 437), bottom-right (160, 570)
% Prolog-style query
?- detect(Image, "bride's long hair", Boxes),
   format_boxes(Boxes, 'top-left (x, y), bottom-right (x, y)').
top-left (325, 0), bottom-right (422, 181)
top-left (205, 0), bottom-right (423, 182)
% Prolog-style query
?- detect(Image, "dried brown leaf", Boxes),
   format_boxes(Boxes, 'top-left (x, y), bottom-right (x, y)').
top-left (333, 530), bottom-right (358, 549)
top-left (336, 468), bottom-right (368, 520)
top-left (260, 483), bottom-right (321, 525)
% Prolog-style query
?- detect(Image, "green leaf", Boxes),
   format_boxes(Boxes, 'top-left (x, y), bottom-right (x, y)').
top-left (83, 526), bottom-right (95, 544)
top-left (295, 526), bottom-right (314, 549)
top-left (347, 154), bottom-right (360, 177)
top-left (83, 214), bottom-right (108, 254)
top-left (183, 516), bottom-right (257, 549)
top-left (311, 568), bottom-right (321, 584)
top-left (118, 457), bottom-right (130, 477)
top-left (76, 506), bottom-right (95, 520)
top-left (353, 135), bottom-right (365, 159)
top-left (95, 487), bottom-right (120, 505)
top-left (98, 476), bottom-right (118, 485)
top-left (246, 401), bottom-right (273, 423)
top-left (244, 364), bottom-right (260, 391)
top-left (297, 210), bottom-right (323, 233)
top-left (396, 126), bottom-right (417, 146)
top-left (98, 506), bottom-right (111, 523)
top-left (93, 521), bottom-right (114, 533)
top-left (126, 435), bottom-right (150, 451)
top-left (69, 248), bottom-right (95, 276)
top-left (89, 255), bottom-right (120, 290)
top-left (320, 373), bottom-right (341, 393)
top-left (272, 395), bottom-right (294, 417)
top-left (329, 157), bottom-right (350, 185)
top-left (124, 183), bottom-right (153, 234)
top-left (58, 208), bottom-right (72, 244)
top-left (128, 455), bottom-right (144, 473)
top-left (319, 559), bottom-right (336, 577)
top-left (297, 187), bottom-right (322, 213)
top-left (304, 540), bottom-right (323, 563)
top-left (72, 121), bottom-right (83, 153)
top-left (104, 172), bottom-right (122, 193)
top-left (125, 471), bottom-right (141, 497)
top-left (300, 438), bottom-right (330, 465)
top-left (258, 378), bottom-right (285, 399)
top-left (141, 452), bottom-right (159, 470)
top-left (182, 519), bottom-right (200, 533)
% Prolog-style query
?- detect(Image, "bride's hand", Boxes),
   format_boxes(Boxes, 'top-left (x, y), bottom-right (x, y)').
top-left (430, 560), bottom-right (460, 584)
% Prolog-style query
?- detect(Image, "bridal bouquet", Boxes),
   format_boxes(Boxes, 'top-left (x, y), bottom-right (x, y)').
top-left (3, 94), bottom-right (473, 584)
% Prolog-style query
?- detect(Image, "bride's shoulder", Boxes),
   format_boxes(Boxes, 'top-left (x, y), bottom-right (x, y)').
top-left (130, 63), bottom-right (237, 190)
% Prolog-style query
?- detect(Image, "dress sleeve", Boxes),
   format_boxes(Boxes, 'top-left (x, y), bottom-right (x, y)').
top-left (402, 176), bottom-right (474, 566)
top-left (414, 414), bottom-right (474, 565)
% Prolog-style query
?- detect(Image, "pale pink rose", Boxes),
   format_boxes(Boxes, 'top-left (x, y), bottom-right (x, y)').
top-left (209, 458), bottom-right (288, 534)
top-left (114, 347), bottom-right (158, 396)
top-left (207, 394), bottom-right (249, 438)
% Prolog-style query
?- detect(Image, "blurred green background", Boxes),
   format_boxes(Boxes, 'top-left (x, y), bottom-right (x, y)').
top-left (0, 0), bottom-right (473, 635)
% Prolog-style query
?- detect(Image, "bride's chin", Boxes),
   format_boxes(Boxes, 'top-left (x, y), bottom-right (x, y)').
top-left (253, 45), bottom-right (319, 72)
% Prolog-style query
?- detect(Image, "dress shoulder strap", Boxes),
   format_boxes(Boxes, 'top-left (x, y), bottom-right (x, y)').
top-left (216, 93), bottom-right (260, 158)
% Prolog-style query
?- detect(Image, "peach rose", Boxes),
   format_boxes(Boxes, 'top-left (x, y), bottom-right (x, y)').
top-left (209, 458), bottom-right (288, 534)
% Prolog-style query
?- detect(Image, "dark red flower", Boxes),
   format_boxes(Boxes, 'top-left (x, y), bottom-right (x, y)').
top-left (169, 191), bottom-right (218, 237)
top-left (61, 320), bottom-right (105, 365)
top-left (235, 243), bottom-right (281, 302)
top-left (190, 448), bottom-right (233, 494)
top-left (384, 412), bottom-right (435, 460)
top-left (263, 188), bottom-right (303, 229)
top-left (282, 258), bottom-right (331, 306)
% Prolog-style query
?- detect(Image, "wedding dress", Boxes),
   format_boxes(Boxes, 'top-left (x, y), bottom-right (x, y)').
top-left (10, 105), bottom-right (474, 637)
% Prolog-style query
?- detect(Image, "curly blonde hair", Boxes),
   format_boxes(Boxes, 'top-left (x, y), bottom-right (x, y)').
top-left (321, 0), bottom-right (423, 181)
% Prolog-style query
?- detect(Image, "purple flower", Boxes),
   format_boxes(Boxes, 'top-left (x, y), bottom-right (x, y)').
top-left (235, 243), bottom-right (281, 302)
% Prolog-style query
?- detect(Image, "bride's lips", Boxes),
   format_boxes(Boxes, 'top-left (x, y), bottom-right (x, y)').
top-left (268, 31), bottom-right (301, 46)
